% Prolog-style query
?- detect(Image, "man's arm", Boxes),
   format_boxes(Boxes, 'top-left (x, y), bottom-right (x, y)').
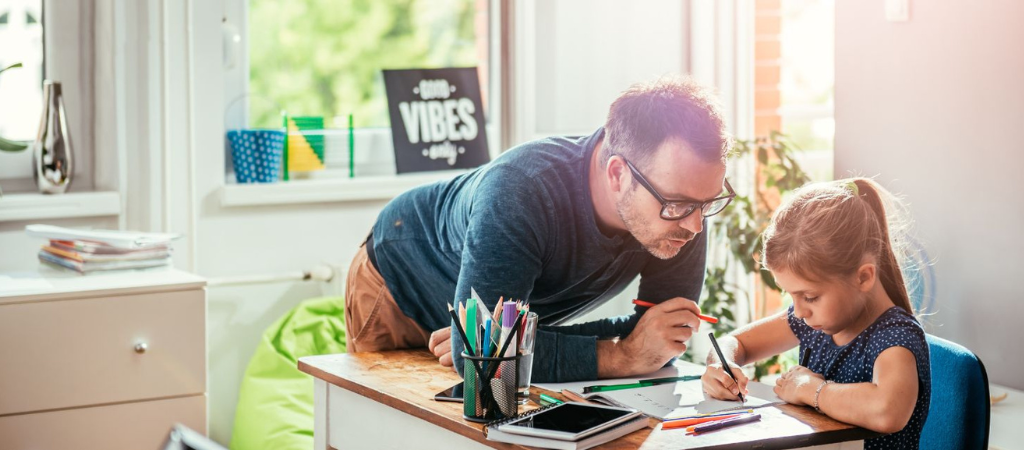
top-left (448, 165), bottom-right (609, 383)
top-left (540, 225), bottom-right (709, 342)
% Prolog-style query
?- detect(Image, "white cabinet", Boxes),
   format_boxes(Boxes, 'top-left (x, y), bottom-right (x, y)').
top-left (0, 268), bottom-right (206, 450)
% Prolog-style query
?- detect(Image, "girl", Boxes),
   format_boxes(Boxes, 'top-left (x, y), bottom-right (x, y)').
top-left (702, 178), bottom-right (930, 449)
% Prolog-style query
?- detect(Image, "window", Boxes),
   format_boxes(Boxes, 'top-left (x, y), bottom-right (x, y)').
top-left (0, 0), bottom-right (43, 188)
top-left (0, 0), bottom-right (96, 194)
top-left (779, 0), bottom-right (834, 181)
top-left (226, 0), bottom-right (493, 180)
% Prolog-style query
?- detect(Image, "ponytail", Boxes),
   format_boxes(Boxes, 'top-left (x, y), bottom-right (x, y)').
top-left (762, 177), bottom-right (916, 315)
top-left (852, 178), bottom-right (914, 314)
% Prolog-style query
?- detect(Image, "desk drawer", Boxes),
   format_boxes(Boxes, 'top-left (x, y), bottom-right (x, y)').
top-left (0, 395), bottom-right (205, 450)
top-left (0, 290), bottom-right (205, 416)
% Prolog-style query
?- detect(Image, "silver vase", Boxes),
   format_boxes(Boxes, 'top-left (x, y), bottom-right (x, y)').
top-left (32, 80), bottom-right (73, 194)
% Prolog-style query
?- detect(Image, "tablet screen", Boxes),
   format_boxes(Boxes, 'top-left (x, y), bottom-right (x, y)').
top-left (512, 403), bottom-right (634, 434)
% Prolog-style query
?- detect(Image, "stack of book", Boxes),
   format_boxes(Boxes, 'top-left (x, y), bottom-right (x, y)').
top-left (26, 224), bottom-right (180, 274)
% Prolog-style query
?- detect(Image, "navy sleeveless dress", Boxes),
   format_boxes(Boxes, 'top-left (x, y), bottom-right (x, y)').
top-left (788, 305), bottom-right (930, 449)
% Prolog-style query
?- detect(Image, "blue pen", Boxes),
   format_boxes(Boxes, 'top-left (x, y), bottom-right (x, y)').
top-left (483, 318), bottom-right (492, 357)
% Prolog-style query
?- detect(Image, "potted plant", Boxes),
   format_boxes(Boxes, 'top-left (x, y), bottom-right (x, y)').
top-left (694, 131), bottom-right (813, 379)
top-left (0, 62), bottom-right (30, 197)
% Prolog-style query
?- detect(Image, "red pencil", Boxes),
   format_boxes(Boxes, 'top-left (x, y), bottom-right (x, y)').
top-left (632, 299), bottom-right (719, 324)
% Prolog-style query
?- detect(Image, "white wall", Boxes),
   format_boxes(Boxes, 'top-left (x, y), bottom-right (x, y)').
top-left (835, 0), bottom-right (1024, 388)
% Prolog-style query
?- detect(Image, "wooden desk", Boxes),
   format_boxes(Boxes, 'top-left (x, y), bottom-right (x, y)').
top-left (299, 350), bottom-right (876, 450)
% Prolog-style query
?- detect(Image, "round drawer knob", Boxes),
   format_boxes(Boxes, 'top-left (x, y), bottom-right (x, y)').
top-left (134, 342), bottom-right (148, 354)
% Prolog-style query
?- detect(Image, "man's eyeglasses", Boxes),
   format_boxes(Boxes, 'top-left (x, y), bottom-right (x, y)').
top-left (619, 156), bottom-right (736, 221)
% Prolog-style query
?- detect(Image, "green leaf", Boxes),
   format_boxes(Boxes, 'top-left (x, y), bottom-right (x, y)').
top-left (0, 136), bottom-right (29, 152)
top-left (0, 62), bottom-right (22, 76)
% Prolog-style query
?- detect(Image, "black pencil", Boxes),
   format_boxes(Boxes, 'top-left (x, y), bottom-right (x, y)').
top-left (708, 332), bottom-right (745, 402)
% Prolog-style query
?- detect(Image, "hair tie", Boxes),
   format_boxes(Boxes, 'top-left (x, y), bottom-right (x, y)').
top-left (845, 180), bottom-right (860, 196)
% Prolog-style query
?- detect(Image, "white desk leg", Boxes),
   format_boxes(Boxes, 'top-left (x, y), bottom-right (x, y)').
top-left (327, 384), bottom-right (491, 450)
top-left (314, 378), bottom-right (329, 450)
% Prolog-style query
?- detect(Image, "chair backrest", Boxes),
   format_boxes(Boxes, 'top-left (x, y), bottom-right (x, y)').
top-left (920, 334), bottom-right (990, 450)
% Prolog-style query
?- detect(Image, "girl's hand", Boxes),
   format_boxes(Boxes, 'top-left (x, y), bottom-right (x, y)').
top-left (773, 365), bottom-right (824, 405)
top-left (702, 363), bottom-right (750, 401)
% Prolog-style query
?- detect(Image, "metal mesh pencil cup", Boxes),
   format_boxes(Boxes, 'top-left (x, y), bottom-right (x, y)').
top-left (462, 352), bottom-right (520, 423)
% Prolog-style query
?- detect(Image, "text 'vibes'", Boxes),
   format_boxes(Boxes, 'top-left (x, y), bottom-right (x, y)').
top-left (397, 78), bottom-right (479, 166)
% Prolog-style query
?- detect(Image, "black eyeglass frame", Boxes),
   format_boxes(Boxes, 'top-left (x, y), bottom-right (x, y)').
top-left (618, 155), bottom-right (736, 221)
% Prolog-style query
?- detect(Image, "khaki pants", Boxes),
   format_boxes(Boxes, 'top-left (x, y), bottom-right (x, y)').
top-left (344, 244), bottom-right (431, 353)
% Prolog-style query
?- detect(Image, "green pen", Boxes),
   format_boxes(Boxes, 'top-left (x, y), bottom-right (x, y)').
top-left (582, 375), bottom-right (702, 394)
top-left (539, 393), bottom-right (564, 405)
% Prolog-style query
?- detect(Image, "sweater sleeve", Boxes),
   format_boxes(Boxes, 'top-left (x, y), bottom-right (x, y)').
top-left (448, 165), bottom-right (605, 382)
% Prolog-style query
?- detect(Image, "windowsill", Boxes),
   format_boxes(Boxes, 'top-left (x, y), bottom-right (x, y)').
top-left (0, 191), bottom-right (122, 222)
top-left (219, 170), bottom-right (470, 207)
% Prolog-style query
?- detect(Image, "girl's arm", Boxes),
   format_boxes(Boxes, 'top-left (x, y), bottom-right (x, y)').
top-left (777, 346), bottom-right (919, 434)
top-left (709, 309), bottom-right (801, 366)
top-left (703, 310), bottom-right (800, 399)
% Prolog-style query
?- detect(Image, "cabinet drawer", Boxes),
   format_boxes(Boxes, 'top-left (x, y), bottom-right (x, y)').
top-left (0, 395), bottom-right (205, 450)
top-left (0, 290), bottom-right (205, 415)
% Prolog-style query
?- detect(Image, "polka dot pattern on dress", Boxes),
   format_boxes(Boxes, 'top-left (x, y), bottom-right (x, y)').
top-left (788, 305), bottom-right (931, 450)
top-left (227, 129), bottom-right (285, 183)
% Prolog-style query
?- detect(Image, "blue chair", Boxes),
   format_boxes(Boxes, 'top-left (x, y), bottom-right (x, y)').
top-left (920, 334), bottom-right (990, 449)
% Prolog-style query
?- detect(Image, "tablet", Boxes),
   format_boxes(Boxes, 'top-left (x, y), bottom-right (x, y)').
top-left (497, 402), bottom-right (641, 441)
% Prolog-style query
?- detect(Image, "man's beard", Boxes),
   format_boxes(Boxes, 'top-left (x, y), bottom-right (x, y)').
top-left (616, 187), bottom-right (696, 260)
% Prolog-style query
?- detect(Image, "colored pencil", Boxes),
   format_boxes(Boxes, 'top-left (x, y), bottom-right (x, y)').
top-left (632, 299), bottom-right (719, 323)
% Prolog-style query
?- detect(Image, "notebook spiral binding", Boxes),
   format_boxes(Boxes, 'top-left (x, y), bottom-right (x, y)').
top-left (482, 401), bottom-right (563, 436)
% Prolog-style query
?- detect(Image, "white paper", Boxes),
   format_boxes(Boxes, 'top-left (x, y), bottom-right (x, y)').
top-left (535, 361), bottom-right (784, 420)
top-left (25, 224), bottom-right (181, 249)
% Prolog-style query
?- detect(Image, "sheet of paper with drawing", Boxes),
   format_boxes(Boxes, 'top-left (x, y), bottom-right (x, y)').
top-left (535, 361), bottom-right (783, 420)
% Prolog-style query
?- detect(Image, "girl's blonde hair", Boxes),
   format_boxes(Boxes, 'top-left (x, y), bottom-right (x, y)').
top-left (761, 177), bottom-right (914, 313)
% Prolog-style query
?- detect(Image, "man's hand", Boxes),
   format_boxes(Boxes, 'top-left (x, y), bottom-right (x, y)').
top-left (428, 327), bottom-right (453, 368)
top-left (598, 297), bottom-right (701, 377)
top-left (702, 362), bottom-right (750, 400)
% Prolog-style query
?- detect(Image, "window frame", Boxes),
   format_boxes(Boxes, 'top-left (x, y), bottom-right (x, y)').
top-left (0, 0), bottom-right (98, 194)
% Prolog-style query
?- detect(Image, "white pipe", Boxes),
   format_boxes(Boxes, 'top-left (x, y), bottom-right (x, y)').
top-left (207, 264), bottom-right (335, 287)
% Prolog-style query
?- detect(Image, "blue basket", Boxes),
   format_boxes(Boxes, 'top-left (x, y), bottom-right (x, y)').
top-left (227, 129), bottom-right (285, 183)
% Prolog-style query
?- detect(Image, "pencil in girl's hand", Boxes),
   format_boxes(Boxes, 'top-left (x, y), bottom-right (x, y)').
top-left (708, 332), bottom-right (744, 402)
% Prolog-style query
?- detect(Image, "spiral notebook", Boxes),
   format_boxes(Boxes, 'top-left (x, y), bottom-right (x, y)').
top-left (483, 402), bottom-right (648, 450)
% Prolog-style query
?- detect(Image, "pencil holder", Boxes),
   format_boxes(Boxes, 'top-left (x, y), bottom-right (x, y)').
top-left (462, 352), bottom-right (520, 423)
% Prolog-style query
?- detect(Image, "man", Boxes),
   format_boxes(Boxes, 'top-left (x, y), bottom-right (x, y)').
top-left (344, 76), bottom-right (734, 382)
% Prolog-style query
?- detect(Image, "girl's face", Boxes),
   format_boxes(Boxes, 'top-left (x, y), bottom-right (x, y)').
top-left (772, 267), bottom-right (872, 336)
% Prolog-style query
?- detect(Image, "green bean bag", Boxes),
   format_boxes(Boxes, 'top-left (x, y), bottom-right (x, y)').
top-left (229, 296), bottom-right (346, 450)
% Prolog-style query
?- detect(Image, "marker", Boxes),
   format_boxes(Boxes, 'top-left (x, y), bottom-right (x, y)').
top-left (688, 413), bottom-right (761, 434)
top-left (482, 318), bottom-right (492, 357)
top-left (632, 299), bottom-right (719, 323)
top-left (582, 375), bottom-right (702, 394)
top-left (539, 393), bottom-right (564, 405)
top-left (662, 413), bottom-right (744, 430)
top-left (500, 302), bottom-right (518, 358)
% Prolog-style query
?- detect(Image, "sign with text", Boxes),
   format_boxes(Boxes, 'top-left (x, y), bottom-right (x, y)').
top-left (383, 68), bottom-right (490, 173)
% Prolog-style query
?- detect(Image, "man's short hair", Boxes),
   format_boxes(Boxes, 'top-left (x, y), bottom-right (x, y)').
top-left (601, 76), bottom-right (731, 170)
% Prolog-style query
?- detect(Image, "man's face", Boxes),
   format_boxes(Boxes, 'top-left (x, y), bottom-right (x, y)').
top-left (615, 139), bottom-right (727, 260)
